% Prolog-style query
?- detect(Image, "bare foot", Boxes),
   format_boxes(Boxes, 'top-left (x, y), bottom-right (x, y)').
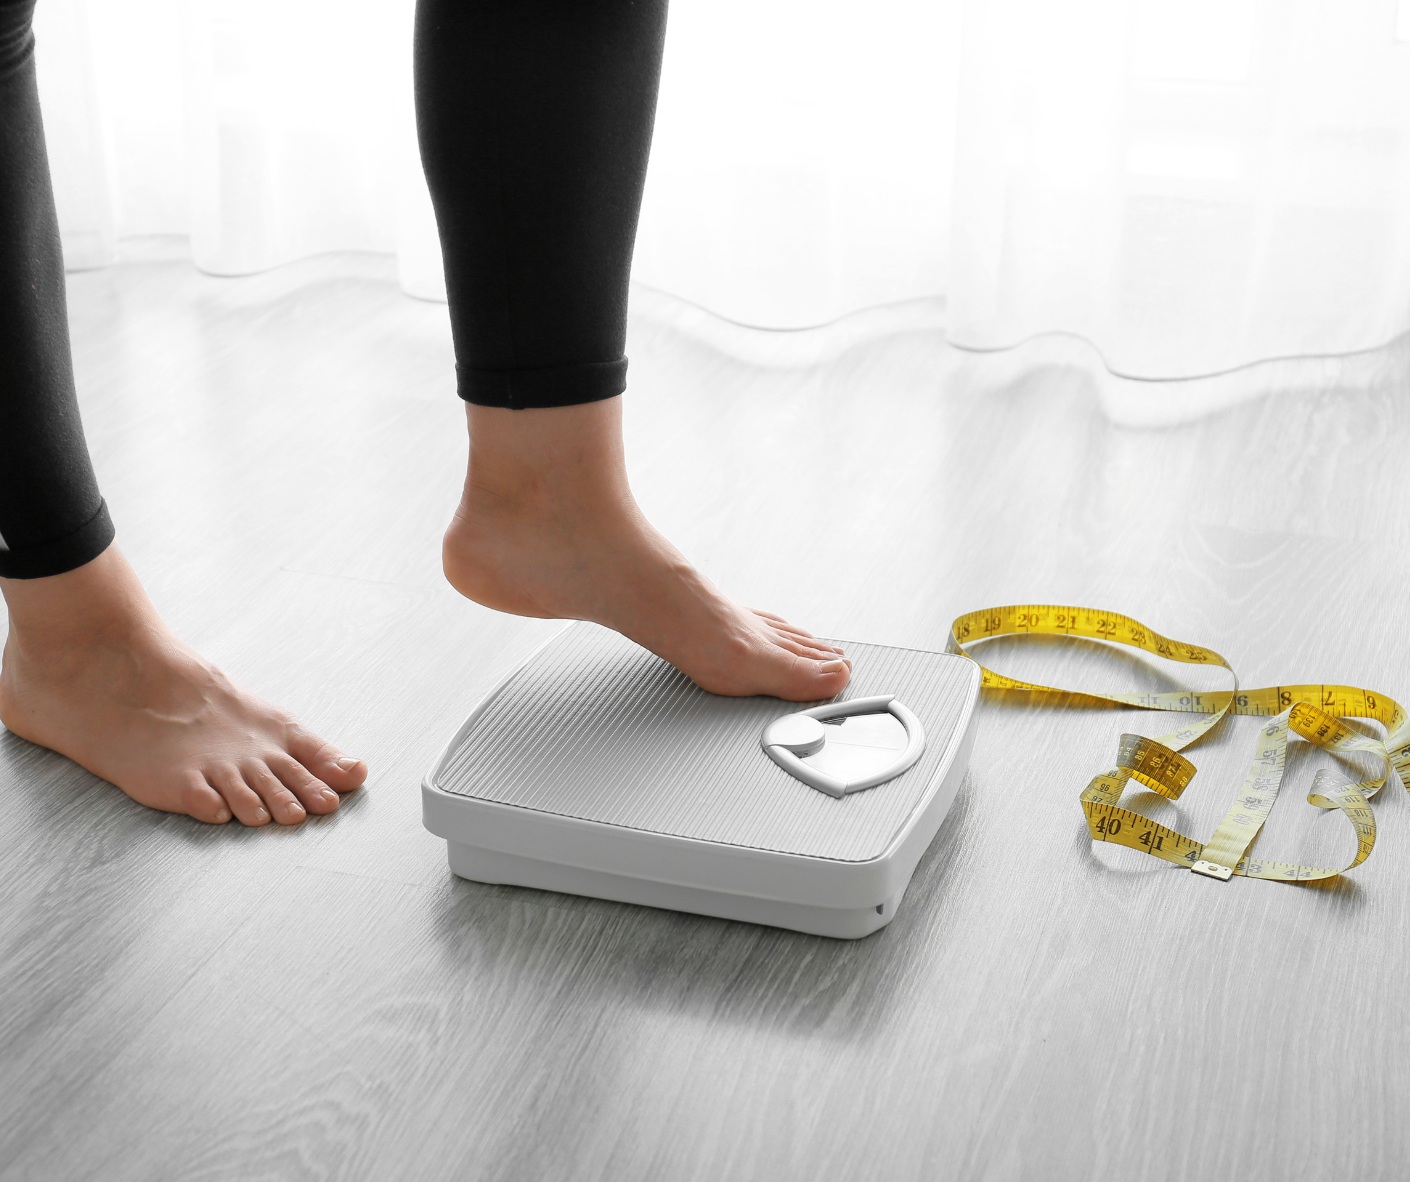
top-left (442, 398), bottom-right (851, 702)
top-left (0, 547), bottom-right (367, 825)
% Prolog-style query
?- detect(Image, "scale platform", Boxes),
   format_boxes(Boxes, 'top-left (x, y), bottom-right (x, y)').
top-left (422, 623), bottom-right (981, 939)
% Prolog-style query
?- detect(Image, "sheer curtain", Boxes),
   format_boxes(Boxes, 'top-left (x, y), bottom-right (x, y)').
top-left (31, 0), bottom-right (1410, 382)
top-left (34, 0), bottom-right (445, 295)
top-left (950, 0), bottom-right (1410, 378)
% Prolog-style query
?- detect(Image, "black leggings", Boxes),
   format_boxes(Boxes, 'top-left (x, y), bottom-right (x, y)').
top-left (0, 0), bottom-right (667, 581)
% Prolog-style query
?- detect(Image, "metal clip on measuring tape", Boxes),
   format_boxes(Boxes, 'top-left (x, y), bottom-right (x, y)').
top-left (947, 605), bottom-right (1410, 884)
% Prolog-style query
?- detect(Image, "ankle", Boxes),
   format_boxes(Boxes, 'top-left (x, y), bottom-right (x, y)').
top-left (1, 548), bottom-right (163, 662)
top-left (462, 398), bottom-right (633, 514)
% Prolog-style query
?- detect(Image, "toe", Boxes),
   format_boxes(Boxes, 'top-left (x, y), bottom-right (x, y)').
top-left (752, 610), bottom-right (815, 638)
top-left (804, 658), bottom-right (852, 698)
top-left (774, 652), bottom-right (852, 703)
top-left (286, 726), bottom-right (367, 793)
top-left (772, 634), bottom-right (841, 663)
top-left (268, 752), bottom-right (342, 815)
top-left (180, 772), bottom-right (232, 824)
top-left (752, 610), bottom-right (844, 654)
top-left (243, 761), bottom-right (307, 826)
top-left (209, 764), bottom-right (272, 827)
top-left (771, 630), bottom-right (844, 659)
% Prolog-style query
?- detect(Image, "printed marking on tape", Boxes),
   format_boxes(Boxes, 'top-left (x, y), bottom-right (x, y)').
top-left (948, 605), bottom-right (1408, 884)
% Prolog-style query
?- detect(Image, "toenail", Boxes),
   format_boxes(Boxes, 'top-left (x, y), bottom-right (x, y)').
top-left (215, 807), bottom-right (230, 823)
top-left (818, 660), bottom-right (849, 673)
top-left (321, 790), bottom-right (340, 806)
top-left (335, 756), bottom-right (362, 771)
top-left (253, 807), bottom-right (269, 822)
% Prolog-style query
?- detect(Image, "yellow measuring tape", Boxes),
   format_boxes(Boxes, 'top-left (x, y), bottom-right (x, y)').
top-left (947, 605), bottom-right (1410, 883)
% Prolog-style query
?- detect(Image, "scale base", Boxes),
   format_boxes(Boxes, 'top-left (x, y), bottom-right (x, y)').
top-left (448, 842), bottom-right (906, 940)
top-left (425, 623), bottom-right (981, 942)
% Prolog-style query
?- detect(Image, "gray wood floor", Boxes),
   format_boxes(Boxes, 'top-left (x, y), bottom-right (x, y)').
top-left (5, 238), bottom-right (1410, 1181)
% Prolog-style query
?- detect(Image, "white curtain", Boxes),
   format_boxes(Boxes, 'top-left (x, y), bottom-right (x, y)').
top-left (34, 0), bottom-right (445, 296)
top-left (32, 0), bottom-right (1410, 379)
top-left (950, 0), bottom-right (1410, 378)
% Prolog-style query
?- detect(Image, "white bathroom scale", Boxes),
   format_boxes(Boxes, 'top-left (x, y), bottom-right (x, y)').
top-left (422, 623), bottom-right (981, 939)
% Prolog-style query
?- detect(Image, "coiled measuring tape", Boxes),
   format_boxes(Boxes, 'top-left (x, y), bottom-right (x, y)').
top-left (948, 605), bottom-right (1410, 883)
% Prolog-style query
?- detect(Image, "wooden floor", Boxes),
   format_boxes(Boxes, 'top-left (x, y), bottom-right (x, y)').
top-left (4, 239), bottom-right (1410, 1181)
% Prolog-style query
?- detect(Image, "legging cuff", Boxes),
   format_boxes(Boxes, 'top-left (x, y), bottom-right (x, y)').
top-left (457, 359), bottom-right (627, 410)
top-left (0, 498), bottom-right (114, 580)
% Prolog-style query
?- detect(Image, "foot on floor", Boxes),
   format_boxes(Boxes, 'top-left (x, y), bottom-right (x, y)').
top-left (0, 548), bottom-right (367, 826)
top-left (442, 398), bottom-right (851, 702)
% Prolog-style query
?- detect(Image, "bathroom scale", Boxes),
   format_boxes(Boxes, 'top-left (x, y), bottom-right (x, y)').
top-left (422, 622), bottom-right (981, 939)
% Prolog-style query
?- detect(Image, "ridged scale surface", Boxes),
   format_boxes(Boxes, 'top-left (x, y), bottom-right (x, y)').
top-left (435, 623), bottom-right (978, 862)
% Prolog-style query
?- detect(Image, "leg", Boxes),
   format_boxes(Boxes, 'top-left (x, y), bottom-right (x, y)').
top-left (416, 0), bottom-right (851, 700)
top-left (0, 0), bottom-right (366, 823)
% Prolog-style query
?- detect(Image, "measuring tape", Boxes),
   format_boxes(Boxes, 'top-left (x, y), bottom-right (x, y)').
top-left (947, 605), bottom-right (1410, 883)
